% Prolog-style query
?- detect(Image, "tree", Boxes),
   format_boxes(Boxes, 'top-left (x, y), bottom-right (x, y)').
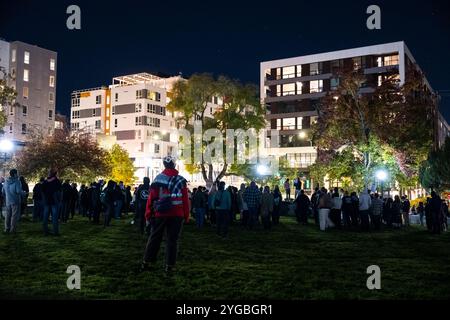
top-left (0, 66), bottom-right (17, 131)
top-left (106, 144), bottom-right (136, 185)
top-left (312, 66), bottom-right (435, 189)
top-left (419, 137), bottom-right (450, 192)
top-left (14, 129), bottom-right (110, 183)
top-left (167, 73), bottom-right (266, 187)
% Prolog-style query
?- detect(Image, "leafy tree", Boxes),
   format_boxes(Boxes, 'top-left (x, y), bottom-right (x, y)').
top-left (419, 137), bottom-right (450, 192)
top-left (14, 129), bottom-right (110, 183)
top-left (312, 67), bottom-right (435, 188)
top-left (0, 67), bottom-right (17, 131)
top-left (168, 73), bottom-right (266, 187)
top-left (106, 144), bottom-right (136, 185)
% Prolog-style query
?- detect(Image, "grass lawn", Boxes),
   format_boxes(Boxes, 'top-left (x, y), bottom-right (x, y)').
top-left (1, 214), bottom-right (449, 300)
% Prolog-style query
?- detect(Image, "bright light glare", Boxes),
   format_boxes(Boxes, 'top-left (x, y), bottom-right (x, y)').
top-left (375, 169), bottom-right (388, 181)
top-left (298, 131), bottom-right (306, 139)
top-left (0, 139), bottom-right (13, 152)
top-left (257, 164), bottom-right (269, 176)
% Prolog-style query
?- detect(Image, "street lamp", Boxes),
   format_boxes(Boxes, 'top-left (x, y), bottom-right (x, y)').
top-left (375, 169), bottom-right (388, 198)
top-left (0, 138), bottom-right (13, 178)
top-left (257, 164), bottom-right (269, 176)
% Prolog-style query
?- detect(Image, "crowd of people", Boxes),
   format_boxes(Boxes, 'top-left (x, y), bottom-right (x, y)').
top-left (1, 162), bottom-right (449, 275)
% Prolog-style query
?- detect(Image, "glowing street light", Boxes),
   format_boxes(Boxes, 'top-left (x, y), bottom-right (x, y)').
top-left (298, 131), bottom-right (307, 139)
top-left (375, 169), bottom-right (388, 181)
top-left (256, 164), bottom-right (269, 176)
top-left (0, 139), bottom-right (13, 152)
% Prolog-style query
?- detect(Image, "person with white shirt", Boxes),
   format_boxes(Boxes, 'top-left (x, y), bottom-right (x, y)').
top-left (359, 189), bottom-right (372, 231)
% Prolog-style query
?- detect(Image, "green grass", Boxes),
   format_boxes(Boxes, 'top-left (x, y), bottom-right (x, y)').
top-left (1, 214), bottom-right (450, 300)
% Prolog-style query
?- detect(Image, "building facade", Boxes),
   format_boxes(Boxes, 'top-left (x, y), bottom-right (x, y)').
top-left (1, 40), bottom-right (57, 145)
top-left (260, 41), bottom-right (443, 181)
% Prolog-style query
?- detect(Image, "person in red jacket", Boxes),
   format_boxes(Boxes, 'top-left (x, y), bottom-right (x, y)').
top-left (141, 156), bottom-right (190, 275)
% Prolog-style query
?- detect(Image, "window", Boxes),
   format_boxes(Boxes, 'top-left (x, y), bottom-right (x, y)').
top-left (296, 65), bottom-right (302, 77)
top-left (282, 66), bottom-right (295, 79)
top-left (213, 96), bottom-right (219, 104)
top-left (136, 130), bottom-right (141, 139)
top-left (353, 57), bottom-right (362, 70)
top-left (296, 82), bottom-right (303, 95)
top-left (282, 83), bottom-right (296, 96)
top-left (50, 58), bottom-right (55, 71)
top-left (10, 67), bottom-right (16, 79)
top-left (9, 105), bottom-right (14, 115)
top-left (296, 117), bottom-right (303, 129)
top-left (24, 51), bottom-right (30, 64)
top-left (49, 92), bottom-right (54, 104)
top-left (9, 123), bottom-right (13, 133)
top-left (114, 119), bottom-right (118, 128)
top-left (378, 75), bottom-right (383, 87)
top-left (48, 110), bottom-right (53, 119)
top-left (21, 123), bottom-right (27, 134)
top-left (112, 106), bottom-right (116, 115)
top-left (49, 75), bottom-right (55, 87)
top-left (22, 105), bottom-right (27, 116)
top-left (148, 91), bottom-right (161, 101)
top-left (71, 122), bottom-right (80, 130)
top-left (72, 110), bottom-right (80, 119)
top-left (71, 93), bottom-right (80, 107)
top-left (282, 118), bottom-right (296, 130)
top-left (11, 49), bottom-right (16, 62)
top-left (310, 116), bottom-right (318, 126)
top-left (135, 103), bottom-right (142, 112)
top-left (154, 144), bottom-right (160, 154)
top-left (310, 80), bottom-right (323, 93)
top-left (23, 87), bottom-right (29, 99)
top-left (136, 90), bottom-right (145, 99)
top-left (310, 62), bottom-right (321, 76)
top-left (384, 54), bottom-right (399, 66)
top-left (276, 85), bottom-right (282, 97)
top-left (96, 95), bottom-right (102, 104)
top-left (92, 109), bottom-right (97, 116)
top-left (276, 119), bottom-right (282, 130)
top-left (23, 69), bottom-right (29, 82)
top-left (330, 78), bottom-right (339, 90)
top-left (331, 60), bottom-right (343, 73)
top-left (95, 120), bottom-right (101, 129)
top-left (149, 117), bottom-right (160, 127)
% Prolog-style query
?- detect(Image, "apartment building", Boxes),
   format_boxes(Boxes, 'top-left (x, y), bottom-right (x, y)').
top-left (71, 72), bottom-right (220, 183)
top-left (0, 39), bottom-right (57, 145)
top-left (260, 41), bottom-right (441, 177)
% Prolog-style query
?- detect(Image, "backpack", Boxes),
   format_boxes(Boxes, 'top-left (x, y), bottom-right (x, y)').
top-left (153, 177), bottom-right (174, 213)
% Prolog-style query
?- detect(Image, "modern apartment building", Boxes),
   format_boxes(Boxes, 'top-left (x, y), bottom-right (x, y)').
top-left (0, 39), bottom-right (57, 145)
top-left (71, 72), bottom-right (220, 183)
top-left (260, 41), bottom-right (442, 178)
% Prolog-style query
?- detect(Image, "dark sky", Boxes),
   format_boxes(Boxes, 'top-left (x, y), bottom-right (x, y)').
top-left (1, 0), bottom-right (450, 121)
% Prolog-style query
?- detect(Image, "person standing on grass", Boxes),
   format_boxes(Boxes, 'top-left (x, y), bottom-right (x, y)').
top-left (61, 180), bottom-right (72, 223)
top-left (430, 191), bottom-right (443, 234)
top-left (359, 189), bottom-right (372, 232)
top-left (135, 177), bottom-right (150, 234)
top-left (330, 187), bottom-right (342, 229)
top-left (19, 176), bottom-right (29, 218)
top-left (317, 187), bottom-right (332, 231)
top-left (272, 185), bottom-right (282, 226)
top-left (237, 183), bottom-right (248, 227)
top-left (295, 189), bottom-right (310, 225)
top-left (370, 193), bottom-right (383, 230)
top-left (69, 183), bottom-right (78, 219)
top-left (32, 177), bottom-right (45, 222)
top-left (213, 181), bottom-right (232, 237)
top-left (260, 186), bottom-right (274, 230)
top-left (102, 180), bottom-right (116, 227)
top-left (2, 169), bottom-right (23, 234)
top-left (193, 186), bottom-right (207, 228)
top-left (243, 181), bottom-right (262, 230)
top-left (392, 195), bottom-right (402, 229)
top-left (284, 179), bottom-right (291, 201)
top-left (311, 186), bottom-right (321, 226)
top-left (417, 202), bottom-right (425, 226)
top-left (401, 195), bottom-right (411, 227)
top-left (41, 169), bottom-right (62, 236)
top-left (341, 191), bottom-right (352, 228)
top-left (350, 192), bottom-right (360, 227)
top-left (141, 156), bottom-right (190, 276)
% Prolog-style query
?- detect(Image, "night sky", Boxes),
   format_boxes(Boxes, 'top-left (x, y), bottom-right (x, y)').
top-left (1, 0), bottom-right (450, 121)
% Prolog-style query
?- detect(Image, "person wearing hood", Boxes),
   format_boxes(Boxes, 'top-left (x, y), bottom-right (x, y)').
top-left (2, 169), bottom-right (23, 234)
top-left (135, 177), bottom-right (150, 234)
top-left (41, 169), bottom-right (62, 236)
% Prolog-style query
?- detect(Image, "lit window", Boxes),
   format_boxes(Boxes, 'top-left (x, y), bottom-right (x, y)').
top-left (106, 107), bottom-right (110, 116)
top-left (23, 69), bottom-right (29, 82)
top-left (296, 65), bottom-right (302, 77)
top-left (276, 68), bottom-right (282, 80)
top-left (49, 92), bottom-right (54, 104)
top-left (106, 95), bottom-right (110, 105)
top-left (282, 118), bottom-right (296, 130)
top-left (296, 117), bottom-right (303, 129)
top-left (282, 66), bottom-right (295, 79)
top-left (353, 57), bottom-right (362, 70)
top-left (310, 63), bottom-right (321, 76)
top-left (384, 54), bottom-right (399, 66)
top-left (11, 49), bottom-right (16, 62)
top-left (23, 87), bottom-right (29, 99)
top-left (296, 82), bottom-right (303, 95)
top-left (377, 57), bottom-right (383, 67)
top-left (276, 85), bottom-right (282, 97)
top-left (310, 80), bottom-right (323, 93)
top-left (282, 83), bottom-right (296, 96)
top-left (378, 75), bottom-right (383, 87)
top-left (49, 76), bottom-right (55, 87)
top-left (24, 51), bottom-right (30, 64)
top-left (50, 58), bottom-right (55, 71)
top-left (276, 119), bottom-right (282, 130)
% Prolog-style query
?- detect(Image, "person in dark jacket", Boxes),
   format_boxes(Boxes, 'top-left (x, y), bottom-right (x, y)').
top-left (32, 177), bottom-right (45, 222)
top-left (295, 189), bottom-right (310, 225)
top-left (103, 180), bottom-right (116, 227)
top-left (19, 176), bottom-right (29, 218)
top-left (272, 186), bottom-right (282, 225)
top-left (341, 191), bottom-right (352, 227)
top-left (41, 169), bottom-right (62, 236)
top-left (192, 186), bottom-right (208, 228)
top-left (69, 183), bottom-right (78, 219)
top-left (90, 182), bottom-right (101, 224)
top-left (430, 191), bottom-right (443, 234)
top-left (135, 178), bottom-right (150, 234)
top-left (125, 185), bottom-right (132, 215)
top-left (61, 180), bottom-right (72, 223)
top-left (79, 185), bottom-right (89, 218)
top-left (392, 195), bottom-right (402, 229)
